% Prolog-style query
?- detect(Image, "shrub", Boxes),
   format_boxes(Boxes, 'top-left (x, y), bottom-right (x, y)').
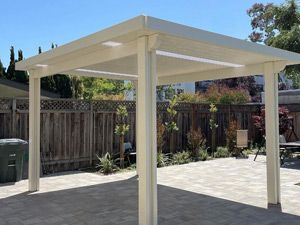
top-left (198, 149), bottom-right (208, 161)
top-left (177, 93), bottom-right (206, 103)
top-left (157, 152), bottom-right (169, 167)
top-left (172, 151), bottom-right (191, 165)
top-left (214, 147), bottom-right (230, 158)
top-left (253, 106), bottom-right (290, 135)
top-left (205, 84), bottom-right (250, 104)
top-left (187, 128), bottom-right (206, 157)
top-left (115, 105), bottom-right (130, 168)
top-left (96, 152), bottom-right (119, 174)
top-left (225, 120), bottom-right (238, 153)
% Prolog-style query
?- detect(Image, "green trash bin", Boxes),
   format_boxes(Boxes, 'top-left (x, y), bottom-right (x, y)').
top-left (0, 139), bottom-right (28, 183)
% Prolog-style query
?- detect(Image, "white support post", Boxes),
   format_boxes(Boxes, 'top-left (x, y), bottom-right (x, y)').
top-left (133, 81), bottom-right (139, 176)
top-left (264, 62), bottom-right (281, 205)
top-left (137, 36), bottom-right (158, 225)
top-left (28, 74), bottom-right (41, 191)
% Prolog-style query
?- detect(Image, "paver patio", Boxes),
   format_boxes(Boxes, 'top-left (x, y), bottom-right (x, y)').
top-left (0, 155), bottom-right (299, 225)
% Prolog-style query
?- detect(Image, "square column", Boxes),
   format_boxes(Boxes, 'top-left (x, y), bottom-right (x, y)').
top-left (133, 80), bottom-right (139, 176)
top-left (137, 36), bottom-right (158, 225)
top-left (28, 75), bottom-right (41, 191)
top-left (264, 62), bottom-right (280, 204)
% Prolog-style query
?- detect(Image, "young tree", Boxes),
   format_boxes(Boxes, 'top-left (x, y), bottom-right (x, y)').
top-left (6, 46), bottom-right (16, 80)
top-left (247, 0), bottom-right (300, 88)
top-left (165, 95), bottom-right (179, 153)
top-left (209, 103), bottom-right (218, 157)
top-left (15, 50), bottom-right (29, 83)
top-left (114, 105), bottom-right (130, 168)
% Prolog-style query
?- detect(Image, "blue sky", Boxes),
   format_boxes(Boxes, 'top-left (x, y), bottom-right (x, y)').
top-left (0, 0), bottom-right (284, 67)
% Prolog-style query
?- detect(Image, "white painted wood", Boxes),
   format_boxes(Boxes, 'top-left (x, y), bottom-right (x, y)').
top-left (15, 16), bottom-right (146, 71)
top-left (28, 74), bottom-right (41, 191)
top-left (134, 80), bottom-right (139, 176)
top-left (137, 36), bottom-right (157, 225)
top-left (36, 41), bottom-right (137, 77)
top-left (68, 69), bottom-right (138, 81)
top-left (158, 63), bottom-right (265, 85)
top-left (16, 16), bottom-right (300, 73)
top-left (264, 62), bottom-right (281, 204)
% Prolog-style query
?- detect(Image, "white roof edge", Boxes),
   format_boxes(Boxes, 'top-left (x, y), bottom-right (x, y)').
top-left (16, 15), bottom-right (300, 71)
top-left (16, 15), bottom-right (147, 71)
top-left (144, 16), bottom-right (300, 63)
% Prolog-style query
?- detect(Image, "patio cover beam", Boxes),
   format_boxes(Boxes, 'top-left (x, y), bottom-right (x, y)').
top-left (27, 41), bottom-right (137, 78)
top-left (157, 62), bottom-right (282, 85)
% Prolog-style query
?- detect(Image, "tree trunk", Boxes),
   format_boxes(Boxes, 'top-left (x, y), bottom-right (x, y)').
top-left (211, 128), bottom-right (216, 157)
top-left (170, 132), bottom-right (175, 153)
top-left (120, 136), bottom-right (124, 168)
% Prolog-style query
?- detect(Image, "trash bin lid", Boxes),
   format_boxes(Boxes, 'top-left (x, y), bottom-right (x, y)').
top-left (0, 139), bottom-right (28, 146)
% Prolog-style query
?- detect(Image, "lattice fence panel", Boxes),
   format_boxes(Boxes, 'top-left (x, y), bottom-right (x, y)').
top-left (0, 98), bottom-right (12, 110)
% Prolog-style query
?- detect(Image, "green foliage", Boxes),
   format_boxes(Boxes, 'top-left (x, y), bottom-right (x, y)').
top-left (198, 149), bottom-right (208, 161)
top-left (242, 149), bottom-right (253, 156)
top-left (96, 152), bottom-right (119, 174)
top-left (187, 128), bottom-right (206, 157)
top-left (81, 77), bottom-right (132, 100)
top-left (177, 93), bottom-right (206, 103)
top-left (157, 152), bottom-right (169, 167)
top-left (6, 46), bottom-right (15, 80)
top-left (15, 50), bottom-right (28, 83)
top-left (115, 124), bottom-right (130, 136)
top-left (215, 147), bottom-right (230, 158)
top-left (172, 151), bottom-right (191, 165)
top-left (70, 76), bottom-right (83, 99)
top-left (114, 105), bottom-right (129, 136)
top-left (157, 85), bottom-right (176, 101)
top-left (205, 85), bottom-right (250, 104)
top-left (53, 74), bottom-right (73, 98)
top-left (209, 103), bottom-right (218, 157)
top-left (0, 59), bottom-right (5, 77)
top-left (165, 95), bottom-right (179, 132)
top-left (209, 103), bottom-right (218, 130)
top-left (248, 0), bottom-right (300, 88)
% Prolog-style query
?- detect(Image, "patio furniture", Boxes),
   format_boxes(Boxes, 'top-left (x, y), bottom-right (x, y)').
top-left (254, 135), bottom-right (300, 164)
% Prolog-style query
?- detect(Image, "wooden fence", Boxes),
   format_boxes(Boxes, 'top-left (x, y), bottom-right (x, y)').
top-left (1, 98), bottom-right (300, 173)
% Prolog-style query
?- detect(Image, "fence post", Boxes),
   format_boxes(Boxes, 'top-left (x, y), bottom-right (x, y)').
top-left (89, 101), bottom-right (94, 166)
top-left (12, 98), bottom-right (16, 137)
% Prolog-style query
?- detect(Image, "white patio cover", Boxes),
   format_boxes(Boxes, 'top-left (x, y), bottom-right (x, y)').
top-left (16, 15), bottom-right (300, 225)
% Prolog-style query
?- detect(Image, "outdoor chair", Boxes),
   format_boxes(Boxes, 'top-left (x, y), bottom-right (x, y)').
top-left (254, 135), bottom-right (300, 164)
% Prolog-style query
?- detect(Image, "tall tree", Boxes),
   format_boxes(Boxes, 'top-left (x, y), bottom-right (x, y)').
top-left (81, 77), bottom-right (131, 100)
top-left (0, 59), bottom-right (5, 78)
top-left (248, 0), bottom-right (300, 88)
top-left (15, 50), bottom-right (29, 83)
top-left (39, 46), bottom-right (56, 93)
top-left (6, 46), bottom-right (16, 80)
